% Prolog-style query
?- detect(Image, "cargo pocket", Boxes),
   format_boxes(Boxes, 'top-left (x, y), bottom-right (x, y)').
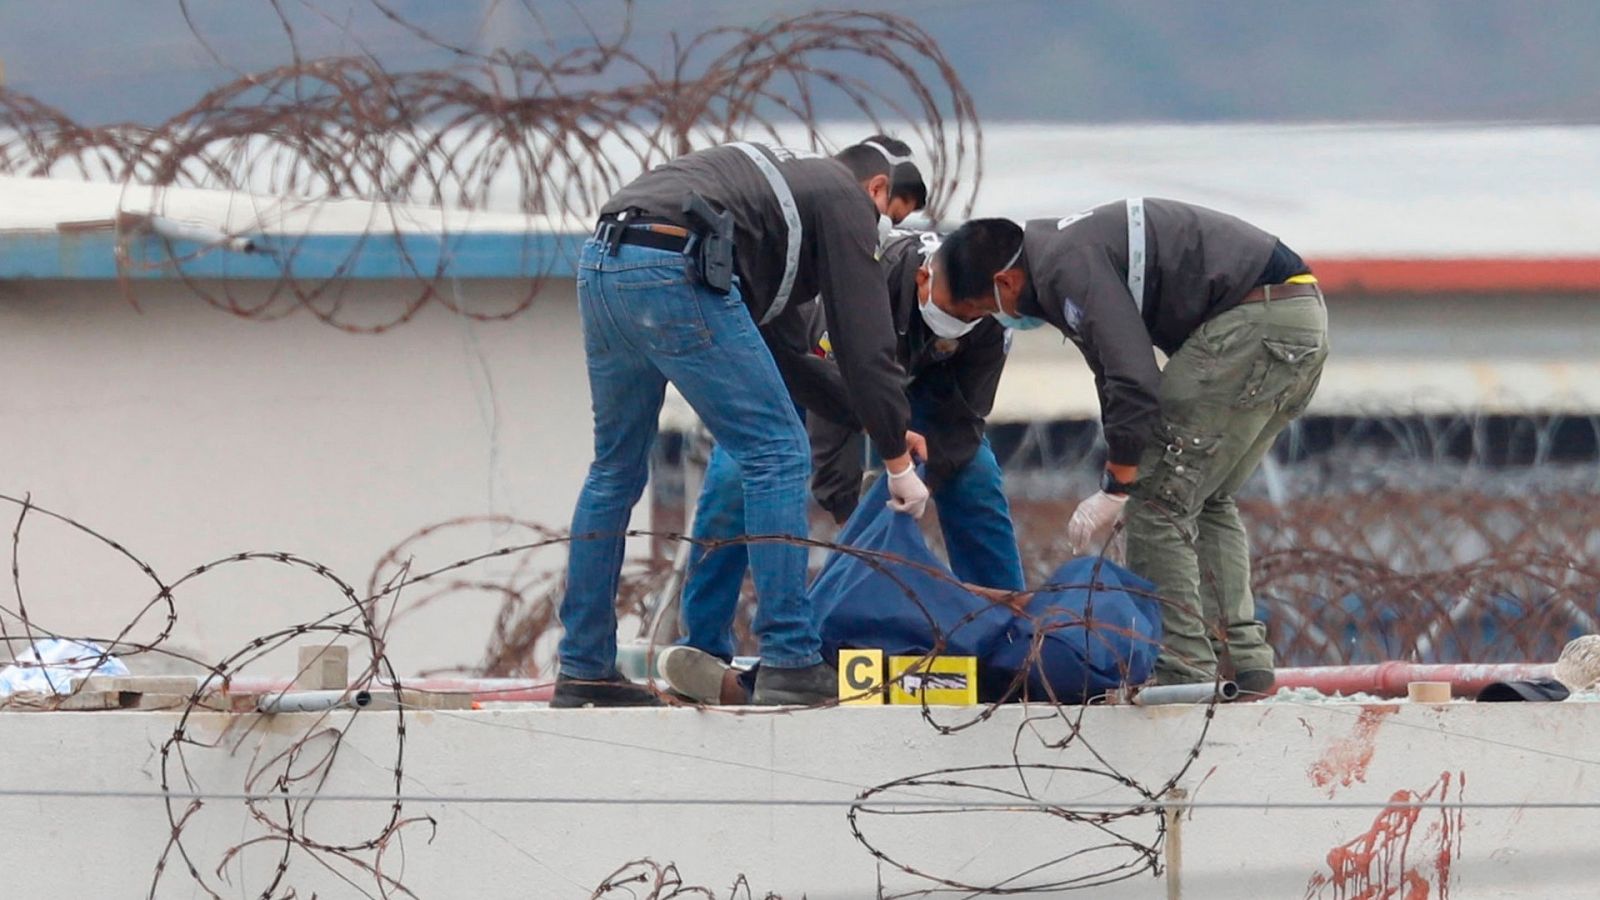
top-left (1146, 425), bottom-right (1221, 513)
top-left (1234, 337), bottom-right (1323, 409)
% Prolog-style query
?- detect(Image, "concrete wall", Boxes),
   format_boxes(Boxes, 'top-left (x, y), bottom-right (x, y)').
top-left (987, 290), bottom-right (1600, 421)
top-left (0, 278), bottom-right (621, 674)
top-left (0, 700), bottom-right (1590, 898)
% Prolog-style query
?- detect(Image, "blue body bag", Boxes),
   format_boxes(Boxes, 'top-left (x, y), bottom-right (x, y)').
top-left (807, 476), bottom-right (1163, 703)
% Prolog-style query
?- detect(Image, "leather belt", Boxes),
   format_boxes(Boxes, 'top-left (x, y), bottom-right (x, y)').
top-left (594, 216), bottom-right (692, 254)
top-left (1238, 282), bottom-right (1321, 304)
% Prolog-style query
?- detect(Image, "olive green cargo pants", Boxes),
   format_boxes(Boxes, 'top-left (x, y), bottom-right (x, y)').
top-left (1125, 292), bottom-right (1329, 684)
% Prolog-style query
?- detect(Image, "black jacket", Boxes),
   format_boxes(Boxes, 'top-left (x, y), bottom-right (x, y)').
top-left (780, 232), bottom-right (1007, 521)
top-left (1014, 198), bottom-right (1286, 466)
top-left (603, 142), bottom-right (910, 458)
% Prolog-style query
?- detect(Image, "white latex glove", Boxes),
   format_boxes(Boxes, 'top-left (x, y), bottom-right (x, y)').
top-left (885, 464), bottom-right (931, 519)
top-left (1067, 490), bottom-right (1129, 554)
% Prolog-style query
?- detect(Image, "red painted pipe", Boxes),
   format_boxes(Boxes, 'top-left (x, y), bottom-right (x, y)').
top-left (1275, 662), bottom-right (1553, 699)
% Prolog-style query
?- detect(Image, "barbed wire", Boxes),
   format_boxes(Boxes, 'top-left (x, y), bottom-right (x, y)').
top-left (4, 3), bottom-right (1593, 896)
top-left (7, 408), bottom-right (1598, 894)
top-left (0, 475), bottom-right (1218, 897)
top-left (0, 1), bottom-right (982, 335)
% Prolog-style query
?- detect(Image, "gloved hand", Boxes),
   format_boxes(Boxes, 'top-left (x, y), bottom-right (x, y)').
top-left (885, 463), bottom-right (931, 519)
top-left (903, 430), bottom-right (928, 463)
top-left (1067, 490), bottom-right (1129, 554)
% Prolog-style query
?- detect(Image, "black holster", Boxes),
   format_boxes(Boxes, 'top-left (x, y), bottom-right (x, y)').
top-left (682, 192), bottom-right (735, 294)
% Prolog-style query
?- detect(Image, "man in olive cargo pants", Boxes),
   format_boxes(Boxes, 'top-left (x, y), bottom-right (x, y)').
top-left (921, 203), bottom-right (1329, 697)
top-left (1125, 283), bottom-right (1327, 687)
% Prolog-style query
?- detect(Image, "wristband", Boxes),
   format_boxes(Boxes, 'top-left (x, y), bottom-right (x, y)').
top-left (1101, 468), bottom-right (1136, 496)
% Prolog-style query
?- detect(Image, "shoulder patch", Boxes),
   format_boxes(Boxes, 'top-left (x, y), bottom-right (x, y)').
top-left (1062, 297), bottom-right (1085, 331)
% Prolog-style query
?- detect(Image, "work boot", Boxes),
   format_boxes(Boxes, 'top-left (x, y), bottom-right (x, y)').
top-left (550, 673), bottom-right (662, 708)
top-left (752, 661), bottom-right (837, 706)
top-left (659, 645), bottom-right (749, 705)
top-left (1234, 669), bottom-right (1277, 700)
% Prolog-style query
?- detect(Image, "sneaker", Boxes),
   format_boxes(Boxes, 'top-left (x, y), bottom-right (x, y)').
top-left (659, 645), bottom-right (745, 704)
top-left (550, 673), bottom-right (662, 708)
top-left (751, 661), bottom-right (837, 706)
top-left (1234, 669), bottom-right (1277, 700)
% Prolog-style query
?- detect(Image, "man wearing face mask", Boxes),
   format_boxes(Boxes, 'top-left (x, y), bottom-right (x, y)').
top-left (658, 228), bottom-right (1024, 705)
top-left (554, 138), bottom-right (928, 708)
top-left (806, 230), bottom-right (1020, 570)
top-left (922, 203), bottom-right (1329, 697)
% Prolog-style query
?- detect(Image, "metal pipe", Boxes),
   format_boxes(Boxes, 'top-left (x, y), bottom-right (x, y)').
top-left (225, 677), bottom-right (553, 704)
top-left (255, 690), bottom-right (371, 714)
top-left (1275, 662), bottom-right (1554, 699)
top-left (1132, 681), bottom-right (1238, 705)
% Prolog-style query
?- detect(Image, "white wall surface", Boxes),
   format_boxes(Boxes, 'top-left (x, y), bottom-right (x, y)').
top-left (990, 291), bottom-right (1600, 420)
top-left (0, 700), bottom-right (1590, 898)
top-left (0, 278), bottom-right (622, 675)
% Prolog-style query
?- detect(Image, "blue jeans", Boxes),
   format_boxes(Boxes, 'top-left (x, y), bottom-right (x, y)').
top-left (679, 434), bottom-right (1025, 661)
top-left (558, 239), bottom-right (818, 679)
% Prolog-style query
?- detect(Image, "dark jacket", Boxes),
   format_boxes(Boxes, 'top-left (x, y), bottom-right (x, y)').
top-left (784, 232), bottom-right (1007, 521)
top-left (602, 142), bottom-right (910, 457)
top-left (1014, 198), bottom-right (1287, 466)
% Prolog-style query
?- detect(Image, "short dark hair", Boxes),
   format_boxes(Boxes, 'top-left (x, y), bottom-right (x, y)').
top-left (859, 134), bottom-right (924, 208)
top-left (836, 133), bottom-right (914, 184)
top-left (891, 164), bottom-right (927, 210)
top-left (937, 218), bottom-right (1025, 302)
top-left (834, 144), bottom-right (893, 183)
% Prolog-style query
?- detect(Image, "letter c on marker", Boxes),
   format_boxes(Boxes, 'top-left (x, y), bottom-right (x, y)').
top-left (845, 655), bottom-right (873, 690)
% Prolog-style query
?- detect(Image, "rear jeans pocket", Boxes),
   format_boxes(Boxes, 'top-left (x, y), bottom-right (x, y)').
top-left (615, 275), bottom-right (714, 357)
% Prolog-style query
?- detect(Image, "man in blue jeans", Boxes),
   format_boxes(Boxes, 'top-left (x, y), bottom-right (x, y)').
top-left (659, 230), bottom-right (1025, 704)
top-left (553, 139), bottom-right (930, 708)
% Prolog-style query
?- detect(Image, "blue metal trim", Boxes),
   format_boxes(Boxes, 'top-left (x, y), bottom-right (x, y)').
top-left (0, 230), bottom-right (589, 281)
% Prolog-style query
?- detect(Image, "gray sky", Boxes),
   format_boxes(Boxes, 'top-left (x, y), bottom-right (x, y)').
top-left (3, 0), bottom-right (1599, 125)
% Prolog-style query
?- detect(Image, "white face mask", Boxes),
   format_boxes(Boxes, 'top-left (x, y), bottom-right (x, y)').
top-left (877, 214), bottom-right (894, 249)
top-left (917, 255), bottom-right (978, 339)
top-left (920, 297), bottom-right (979, 339)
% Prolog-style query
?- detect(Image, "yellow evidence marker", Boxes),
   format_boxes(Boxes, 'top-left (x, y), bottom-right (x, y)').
top-left (837, 649), bottom-right (885, 705)
top-left (888, 655), bottom-right (979, 706)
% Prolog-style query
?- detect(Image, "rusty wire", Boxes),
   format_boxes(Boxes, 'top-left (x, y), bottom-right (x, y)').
top-left (12, 406), bottom-right (1596, 895)
top-left (0, 1), bottom-right (982, 334)
top-left (0, 483), bottom-right (1196, 898)
top-left (986, 409), bottom-right (1600, 669)
top-left (6, 1), bottom-right (1591, 895)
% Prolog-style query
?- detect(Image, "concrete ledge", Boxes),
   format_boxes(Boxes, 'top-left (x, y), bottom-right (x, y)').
top-left (0, 700), bottom-right (1592, 897)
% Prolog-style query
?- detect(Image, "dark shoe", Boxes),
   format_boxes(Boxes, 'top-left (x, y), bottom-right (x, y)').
top-left (1234, 669), bottom-right (1277, 699)
top-left (752, 661), bottom-right (837, 706)
top-left (550, 673), bottom-right (662, 708)
top-left (659, 645), bottom-right (748, 704)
